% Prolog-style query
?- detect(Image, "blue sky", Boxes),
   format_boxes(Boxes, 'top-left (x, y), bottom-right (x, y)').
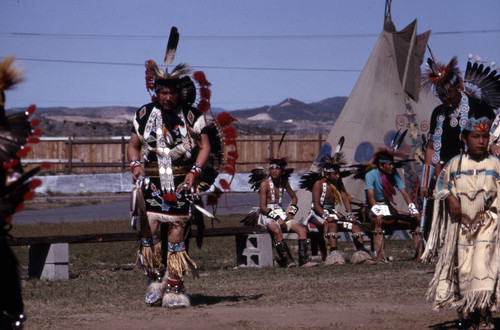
top-left (1, 0), bottom-right (499, 111)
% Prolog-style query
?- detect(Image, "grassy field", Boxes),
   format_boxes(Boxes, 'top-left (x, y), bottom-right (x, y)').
top-left (8, 215), bottom-right (469, 329)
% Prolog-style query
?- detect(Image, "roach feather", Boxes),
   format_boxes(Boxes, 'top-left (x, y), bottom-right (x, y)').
top-left (164, 27), bottom-right (179, 67)
top-left (276, 131), bottom-right (287, 158)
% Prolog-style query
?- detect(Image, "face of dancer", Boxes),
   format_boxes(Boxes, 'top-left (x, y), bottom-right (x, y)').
top-left (325, 171), bottom-right (340, 183)
top-left (378, 162), bottom-right (394, 175)
top-left (463, 131), bottom-right (489, 157)
top-left (269, 166), bottom-right (282, 180)
top-left (156, 87), bottom-right (180, 111)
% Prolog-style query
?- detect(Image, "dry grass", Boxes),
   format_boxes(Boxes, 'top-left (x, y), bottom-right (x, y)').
top-left (9, 216), bottom-right (463, 329)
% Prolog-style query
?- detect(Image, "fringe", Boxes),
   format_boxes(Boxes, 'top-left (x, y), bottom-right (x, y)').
top-left (426, 218), bottom-right (459, 308)
top-left (350, 250), bottom-right (372, 264)
top-left (456, 290), bottom-right (495, 313)
top-left (136, 241), bottom-right (163, 272)
top-left (422, 198), bottom-right (447, 261)
top-left (147, 212), bottom-right (189, 224)
top-left (167, 251), bottom-right (197, 278)
top-left (324, 250), bottom-right (345, 265)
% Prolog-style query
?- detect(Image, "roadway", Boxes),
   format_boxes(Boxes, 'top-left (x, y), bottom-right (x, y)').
top-left (12, 192), bottom-right (292, 225)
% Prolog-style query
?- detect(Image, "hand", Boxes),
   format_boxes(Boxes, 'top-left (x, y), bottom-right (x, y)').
top-left (182, 172), bottom-right (197, 190)
top-left (277, 218), bottom-right (287, 229)
top-left (376, 215), bottom-right (383, 227)
top-left (286, 213), bottom-right (294, 221)
top-left (420, 187), bottom-right (430, 201)
top-left (446, 195), bottom-right (461, 221)
top-left (132, 166), bottom-right (145, 183)
top-left (491, 144), bottom-right (500, 157)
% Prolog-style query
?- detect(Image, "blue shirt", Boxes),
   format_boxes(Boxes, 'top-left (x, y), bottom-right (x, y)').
top-left (364, 168), bottom-right (405, 202)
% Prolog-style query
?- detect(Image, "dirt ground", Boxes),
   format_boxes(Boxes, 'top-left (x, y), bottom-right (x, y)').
top-left (30, 298), bottom-right (462, 329)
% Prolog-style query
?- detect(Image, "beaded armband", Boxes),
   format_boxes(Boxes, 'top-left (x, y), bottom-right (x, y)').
top-left (190, 162), bottom-right (203, 178)
top-left (130, 157), bottom-right (141, 171)
top-left (408, 203), bottom-right (419, 215)
top-left (287, 204), bottom-right (298, 216)
top-left (267, 209), bottom-right (282, 221)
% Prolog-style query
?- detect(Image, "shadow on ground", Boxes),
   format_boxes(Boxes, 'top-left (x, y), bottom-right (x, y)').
top-left (190, 293), bottom-right (264, 306)
top-left (429, 317), bottom-right (498, 329)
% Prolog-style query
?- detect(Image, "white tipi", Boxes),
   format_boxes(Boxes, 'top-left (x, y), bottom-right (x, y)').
top-left (294, 0), bottom-right (439, 223)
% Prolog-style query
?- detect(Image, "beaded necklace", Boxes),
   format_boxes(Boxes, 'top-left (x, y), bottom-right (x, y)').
top-left (432, 92), bottom-right (469, 164)
top-left (268, 177), bottom-right (283, 205)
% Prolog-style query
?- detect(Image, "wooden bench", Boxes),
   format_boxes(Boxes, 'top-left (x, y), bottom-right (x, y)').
top-left (7, 226), bottom-right (271, 280)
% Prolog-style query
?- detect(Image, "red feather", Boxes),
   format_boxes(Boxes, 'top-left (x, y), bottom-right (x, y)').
top-left (223, 165), bottom-right (235, 175)
top-left (23, 191), bottom-right (35, 201)
top-left (206, 194), bottom-right (219, 206)
top-left (193, 71), bottom-right (211, 86)
top-left (227, 150), bottom-right (238, 159)
top-left (16, 146), bottom-right (31, 158)
top-left (219, 179), bottom-right (230, 190)
top-left (32, 128), bottom-right (42, 136)
top-left (197, 100), bottom-right (210, 113)
top-left (216, 112), bottom-right (237, 127)
top-left (30, 118), bottom-right (40, 127)
top-left (226, 157), bottom-right (236, 167)
top-left (15, 203), bottom-right (24, 213)
top-left (199, 87), bottom-right (211, 100)
top-left (223, 138), bottom-right (236, 146)
top-left (25, 104), bottom-right (36, 116)
top-left (28, 178), bottom-right (42, 189)
top-left (3, 158), bottom-right (19, 169)
top-left (27, 137), bottom-right (40, 143)
top-left (222, 127), bottom-right (237, 140)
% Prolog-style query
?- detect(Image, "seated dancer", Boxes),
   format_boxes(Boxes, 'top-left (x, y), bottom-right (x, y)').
top-left (422, 111), bottom-right (498, 329)
top-left (364, 150), bottom-right (420, 263)
top-left (244, 157), bottom-right (317, 267)
top-left (301, 155), bottom-right (374, 265)
top-left (127, 27), bottom-right (237, 308)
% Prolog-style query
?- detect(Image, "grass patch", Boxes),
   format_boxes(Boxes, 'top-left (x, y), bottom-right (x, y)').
top-left (9, 216), bottom-right (455, 328)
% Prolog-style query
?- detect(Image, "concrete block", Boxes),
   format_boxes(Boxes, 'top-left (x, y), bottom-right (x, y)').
top-left (387, 230), bottom-right (412, 241)
top-left (236, 234), bottom-right (273, 268)
top-left (28, 243), bottom-right (69, 280)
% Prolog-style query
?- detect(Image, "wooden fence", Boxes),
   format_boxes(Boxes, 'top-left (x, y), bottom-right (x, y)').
top-left (23, 134), bottom-right (327, 174)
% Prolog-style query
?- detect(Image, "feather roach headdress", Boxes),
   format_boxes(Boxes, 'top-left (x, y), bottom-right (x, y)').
top-left (269, 131), bottom-right (288, 169)
top-left (348, 130), bottom-right (412, 181)
top-left (144, 27), bottom-right (197, 107)
top-left (423, 55), bottom-right (462, 97)
top-left (299, 137), bottom-right (349, 191)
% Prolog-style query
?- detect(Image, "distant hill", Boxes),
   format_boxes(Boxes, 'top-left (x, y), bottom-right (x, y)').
top-left (6, 96), bottom-right (347, 136)
top-left (232, 97), bottom-right (346, 135)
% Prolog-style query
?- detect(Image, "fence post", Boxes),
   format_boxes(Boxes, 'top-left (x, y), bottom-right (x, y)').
top-left (121, 136), bottom-right (126, 170)
top-left (318, 133), bottom-right (323, 152)
top-left (67, 136), bottom-right (73, 172)
top-left (268, 135), bottom-right (273, 159)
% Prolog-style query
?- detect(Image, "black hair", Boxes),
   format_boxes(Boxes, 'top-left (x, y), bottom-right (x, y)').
top-left (154, 76), bottom-right (196, 106)
top-left (269, 158), bottom-right (287, 169)
top-left (323, 163), bottom-right (340, 173)
top-left (373, 151), bottom-right (394, 166)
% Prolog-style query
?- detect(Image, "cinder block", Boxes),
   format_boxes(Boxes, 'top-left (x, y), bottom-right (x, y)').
top-left (28, 243), bottom-right (69, 280)
top-left (387, 230), bottom-right (412, 240)
top-left (236, 234), bottom-right (273, 268)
